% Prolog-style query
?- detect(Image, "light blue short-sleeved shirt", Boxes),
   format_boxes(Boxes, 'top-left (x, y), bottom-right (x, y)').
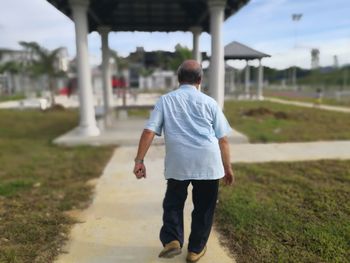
top-left (145, 84), bottom-right (232, 180)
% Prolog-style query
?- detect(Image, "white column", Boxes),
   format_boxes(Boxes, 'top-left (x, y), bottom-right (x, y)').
top-left (208, 0), bottom-right (225, 109)
top-left (190, 26), bottom-right (202, 63)
top-left (70, 0), bottom-right (99, 136)
top-left (245, 60), bottom-right (250, 99)
top-left (257, 59), bottom-right (264, 100)
top-left (98, 26), bottom-right (113, 114)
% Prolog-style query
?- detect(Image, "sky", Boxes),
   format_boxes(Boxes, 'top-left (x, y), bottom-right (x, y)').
top-left (0, 0), bottom-right (349, 69)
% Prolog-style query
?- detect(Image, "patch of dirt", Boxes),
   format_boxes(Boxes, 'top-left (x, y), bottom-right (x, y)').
top-left (243, 107), bottom-right (272, 117)
top-left (242, 107), bottom-right (290, 120)
top-left (47, 104), bottom-right (66, 111)
top-left (86, 178), bottom-right (99, 187)
top-left (274, 111), bottom-right (289, 119)
top-left (63, 209), bottom-right (84, 222)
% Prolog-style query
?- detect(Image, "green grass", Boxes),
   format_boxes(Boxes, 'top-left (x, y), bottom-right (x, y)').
top-left (0, 94), bottom-right (25, 102)
top-left (0, 179), bottom-right (35, 197)
top-left (0, 109), bottom-right (114, 263)
top-left (264, 91), bottom-right (350, 108)
top-left (317, 98), bottom-right (350, 107)
top-left (216, 160), bottom-right (350, 263)
top-left (126, 109), bottom-right (151, 118)
top-left (224, 100), bottom-right (350, 143)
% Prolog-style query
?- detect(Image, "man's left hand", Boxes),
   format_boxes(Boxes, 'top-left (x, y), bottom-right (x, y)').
top-left (223, 168), bottom-right (235, 186)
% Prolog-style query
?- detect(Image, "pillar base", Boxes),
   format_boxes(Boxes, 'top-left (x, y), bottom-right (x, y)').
top-left (78, 124), bottom-right (100, 136)
top-left (103, 110), bottom-right (116, 128)
top-left (118, 109), bottom-right (128, 120)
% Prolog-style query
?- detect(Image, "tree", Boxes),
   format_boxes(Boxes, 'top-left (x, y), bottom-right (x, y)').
top-left (168, 44), bottom-right (192, 71)
top-left (110, 50), bottom-right (129, 73)
top-left (18, 41), bottom-right (66, 105)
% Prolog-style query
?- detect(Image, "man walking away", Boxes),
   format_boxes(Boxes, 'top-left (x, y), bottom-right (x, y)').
top-left (133, 60), bottom-right (234, 263)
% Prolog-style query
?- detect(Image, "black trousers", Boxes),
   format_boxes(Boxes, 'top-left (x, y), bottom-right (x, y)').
top-left (159, 178), bottom-right (219, 253)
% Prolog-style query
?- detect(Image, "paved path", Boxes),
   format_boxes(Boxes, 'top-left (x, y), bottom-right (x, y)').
top-left (55, 139), bottom-right (350, 263)
top-left (55, 146), bottom-right (234, 263)
top-left (230, 141), bottom-right (350, 163)
top-left (54, 119), bottom-right (249, 146)
top-left (0, 94), bottom-right (160, 110)
top-left (54, 95), bottom-right (350, 263)
top-left (265, 97), bottom-right (350, 113)
top-left (2, 95), bottom-right (349, 114)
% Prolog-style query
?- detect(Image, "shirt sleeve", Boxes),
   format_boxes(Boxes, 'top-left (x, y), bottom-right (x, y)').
top-left (145, 97), bottom-right (164, 136)
top-left (213, 105), bottom-right (232, 139)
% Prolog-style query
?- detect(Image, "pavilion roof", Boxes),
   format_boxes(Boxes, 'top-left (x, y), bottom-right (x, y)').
top-left (224, 41), bottom-right (270, 60)
top-left (47, 0), bottom-right (249, 33)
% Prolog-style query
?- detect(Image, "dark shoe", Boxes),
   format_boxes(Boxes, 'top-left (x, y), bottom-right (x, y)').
top-left (186, 246), bottom-right (207, 263)
top-left (158, 240), bottom-right (182, 258)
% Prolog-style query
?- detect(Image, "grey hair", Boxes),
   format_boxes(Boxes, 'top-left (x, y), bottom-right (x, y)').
top-left (177, 62), bottom-right (203, 84)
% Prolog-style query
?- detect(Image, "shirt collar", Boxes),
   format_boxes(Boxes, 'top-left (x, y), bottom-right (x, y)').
top-left (179, 84), bottom-right (198, 90)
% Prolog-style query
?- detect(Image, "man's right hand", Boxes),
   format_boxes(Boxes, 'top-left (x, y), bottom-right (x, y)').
top-left (133, 163), bottom-right (146, 179)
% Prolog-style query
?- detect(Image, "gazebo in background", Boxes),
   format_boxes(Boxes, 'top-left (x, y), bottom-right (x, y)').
top-left (47, 0), bottom-right (249, 136)
top-left (224, 41), bottom-right (270, 100)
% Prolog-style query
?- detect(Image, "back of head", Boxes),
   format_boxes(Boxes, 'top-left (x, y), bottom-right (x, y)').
top-left (177, 60), bottom-right (203, 85)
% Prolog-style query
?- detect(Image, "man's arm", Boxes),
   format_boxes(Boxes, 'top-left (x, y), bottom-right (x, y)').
top-left (219, 136), bottom-right (234, 186)
top-left (133, 129), bottom-right (156, 179)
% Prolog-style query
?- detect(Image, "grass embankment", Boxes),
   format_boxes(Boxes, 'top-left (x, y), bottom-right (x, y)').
top-left (216, 160), bottom-right (350, 263)
top-left (125, 109), bottom-right (151, 118)
top-left (263, 90), bottom-right (350, 107)
top-left (0, 94), bottom-right (25, 102)
top-left (0, 109), bottom-right (114, 262)
top-left (224, 100), bottom-right (350, 143)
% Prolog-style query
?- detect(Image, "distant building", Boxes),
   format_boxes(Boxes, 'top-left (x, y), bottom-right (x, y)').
top-left (0, 47), bottom-right (69, 95)
top-left (128, 46), bottom-right (176, 69)
top-left (126, 46), bottom-right (204, 90)
top-left (56, 48), bottom-right (70, 72)
top-left (0, 48), bottom-right (33, 94)
top-left (129, 63), bottom-right (142, 88)
top-left (0, 48), bottom-right (32, 64)
top-left (125, 47), bottom-right (176, 90)
top-left (139, 69), bottom-right (177, 90)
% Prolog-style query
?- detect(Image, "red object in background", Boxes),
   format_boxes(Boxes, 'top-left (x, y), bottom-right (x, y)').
top-left (59, 87), bottom-right (69, 95)
top-left (112, 76), bottom-right (126, 89)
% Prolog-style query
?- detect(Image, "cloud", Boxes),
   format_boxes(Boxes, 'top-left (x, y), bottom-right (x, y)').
top-left (224, 0), bottom-right (350, 46)
top-left (222, 0), bottom-right (350, 69)
top-left (0, 0), bottom-right (74, 52)
top-left (257, 37), bottom-right (350, 69)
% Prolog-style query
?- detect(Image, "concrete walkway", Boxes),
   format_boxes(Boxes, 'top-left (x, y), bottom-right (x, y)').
top-left (265, 97), bottom-right (350, 113)
top-left (55, 146), bottom-right (234, 263)
top-left (54, 118), bottom-right (249, 146)
top-left (230, 140), bottom-right (350, 163)
top-left (53, 95), bottom-right (350, 263)
top-left (55, 139), bottom-right (350, 263)
top-left (0, 94), bottom-right (160, 110)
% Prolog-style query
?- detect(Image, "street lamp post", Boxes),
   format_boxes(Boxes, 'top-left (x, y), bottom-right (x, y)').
top-left (291, 13), bottom-right (302, 91)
